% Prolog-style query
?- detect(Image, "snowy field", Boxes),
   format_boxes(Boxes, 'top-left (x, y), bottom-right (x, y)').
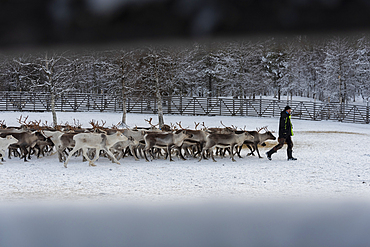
top-left (1, 111), bottom-right (370, 247)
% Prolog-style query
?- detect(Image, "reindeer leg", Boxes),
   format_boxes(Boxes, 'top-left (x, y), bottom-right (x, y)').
top-left (236, 145), bottom-right (243, 158)
top-left (198, 148), bottom-right (205, 162)
top-left (163, 148), bottom-right (169, 160)
top-left (58, 149), bottom-right (64, 162)
top-left (177, 146), bottom-right (186, 160)
top-left (64, 146), bottom-right (79, 168)
top-left (231, 145), bottom-right (236, 162)
top-left (168, 145), bottom-right (174, 162)
top-left (246, 144), bottom-right (255, 156)
top-left (210, 147), bottom-right (217, 162)
top-left (105, 148), bottom-right (121, 165)
top-left (8, 148), bottom-right (12, 159)
top-left (137, 144), bottom-right (145, 159)
top-left (116, 148), bottom-right (124, 160)
top-left (143, 146), bottom-right (151, 162)
top-left (130, 146), bottom-right (140, 161)
top-left (88, 148), bottom-right (99, 166)
top-left (0, 150), bottom-right (5, 163)
top-left (21, 146), bottom-right (28, 162)
top-left (255, 144), bottom-right (263, 158)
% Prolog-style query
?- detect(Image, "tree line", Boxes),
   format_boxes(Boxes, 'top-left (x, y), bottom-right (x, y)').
top-left (1, 35), bottom-right (370, 126)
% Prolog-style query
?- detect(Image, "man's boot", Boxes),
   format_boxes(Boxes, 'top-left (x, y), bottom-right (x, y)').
top-left (266, 149), bottom-right (275, 160)
top-left (287, 150), bottom-right (297, 161)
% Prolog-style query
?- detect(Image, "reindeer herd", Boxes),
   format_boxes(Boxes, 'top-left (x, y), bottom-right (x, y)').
top-left (0, 116), bottom-right (276, 167)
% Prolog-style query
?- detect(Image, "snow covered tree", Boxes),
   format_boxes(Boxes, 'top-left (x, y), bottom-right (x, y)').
top-left (39, 52), bottom-right (75, 126)
top-left (137, 46), bottom-right (177, 128)
top-left (322, 37), bottom-right (356, 103)
top-left (233, 40), bottom-right (266, 99)
top-left (5, 55), bottom-right (38, 92)
top-left (96, 49), bottom-right (139, 126)
top-left (171, 43), bottom-right (199, 97)
top-left (261, 39), bottom-right (288, 100)
top-left (14, 52), bottom-right (74, 126)
top-left (354, 36), bottom-right (370, 102)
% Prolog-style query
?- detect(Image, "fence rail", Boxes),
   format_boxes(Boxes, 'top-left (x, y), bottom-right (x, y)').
top-left (0, 91), bottom-right (369, 124)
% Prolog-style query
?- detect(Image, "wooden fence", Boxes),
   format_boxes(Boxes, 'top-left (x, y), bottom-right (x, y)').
top-left (0, 91), bottom-right (369, 124)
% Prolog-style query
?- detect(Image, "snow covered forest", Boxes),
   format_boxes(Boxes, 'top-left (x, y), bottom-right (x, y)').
top-left (1, 35), bottom-right (370, 105)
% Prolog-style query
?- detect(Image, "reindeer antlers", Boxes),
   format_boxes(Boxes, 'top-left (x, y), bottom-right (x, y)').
top-left (170, 122), bottom-right (178, 131)
top-left (0, 119), bottom-right (6, 128)
top-left (176, 121), bottom-right (183, 129)
top-left (89, 119), bottom-right (107, 130)
top-left (17, 115), bottom-right (29, 125)
top-left (220, 121), bottom-right (237, 130)
top-left (144, 117), bottom-right (159, 128)
top-left (256, 126), bottom-right (269, 132)
top-left (73, 118), bottom-right (82, 128)
top-left (16, 115), bottom-right (43, 130)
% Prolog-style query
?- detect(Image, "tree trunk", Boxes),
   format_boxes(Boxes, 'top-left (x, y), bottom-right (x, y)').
top-left (156, 77), bottom-right (164, 128)
top-left (51, 92), bottom-right (57, 127)
top-left (45, 52), bottom-right (58, 127)
top-left (208, 74), bottom-right (212, 97)
top-left (339, 75), bottom-right (342, 103)
top-left (154, 58), bottom-right (164, 128)
top-left (121, 76), bottom-right (127, 125)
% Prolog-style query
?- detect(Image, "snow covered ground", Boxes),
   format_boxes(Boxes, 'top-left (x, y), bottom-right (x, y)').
top-left (1, 111), bottom-right (370, 247)
top-left (1, 111), bottom-right (370, 203)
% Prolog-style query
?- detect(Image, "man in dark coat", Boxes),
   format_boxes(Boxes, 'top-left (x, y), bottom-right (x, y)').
top-left (266, 105), bottom-right (297, 161)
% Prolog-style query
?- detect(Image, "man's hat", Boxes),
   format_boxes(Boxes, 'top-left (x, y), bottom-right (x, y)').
top-left (284, 105), bottom-right (291, 111)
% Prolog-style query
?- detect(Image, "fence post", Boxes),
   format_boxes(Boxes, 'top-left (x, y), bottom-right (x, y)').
top-left (206, 97), bottom-right (209, 115)
top-left (74, 94), bottom-right (77, 112)
top-left (154, 97), bottom-right (157, 114)
top-left (193, 97), bottom-right (196, 115)
top-left (5, 92), bottom-right (8, 111)
top-left (127, 98), bottom-right (130, 113)
top-left (245, 99), bottom-right (248, 116)
top-left (219, 98), bottom-right (222, 116)
top-left (240, 98), bottom-right (243, 116)
top-left (140, 99), bottom-right (143, 114)
top-left (367, 101), bottom-right (369, 124)
top-left (60, 93), bottom-right (63, 111)
top-left (33, 92), bottom-right (36, 111)
top-left (179, 96), bottom-right (182, 115)
top-left (87, 94), bottom-right (90, 111)
top-left (114, 95), bottom-right (116, 112)
top-left (19, 91), bottom-right (22, 112)
top-left (232, 98), bottom-right (235, 116)
top-left (259, 96), bottom-right (262, 117)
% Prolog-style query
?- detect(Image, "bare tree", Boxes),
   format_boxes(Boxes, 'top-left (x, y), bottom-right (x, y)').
top-left (138, 47), bottom-right (175, 128)
top-left (15, 52), bottom-right (74, 126)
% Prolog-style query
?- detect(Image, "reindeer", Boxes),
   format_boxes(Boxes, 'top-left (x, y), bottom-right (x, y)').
top-left (0, 131), bottom-right (39, 162)
top-left (64, 131), bottom-right (129, 167)
top-left (0, 135), bottom-right (18, 164)
top-left (143, 129), bottom-right (192, 162)
top-left (199, 131), bottom-right (254, 162)
top-left (177, 122), bottom-right (209, 158)
top-left (237, 126), bottom-right (276, 158)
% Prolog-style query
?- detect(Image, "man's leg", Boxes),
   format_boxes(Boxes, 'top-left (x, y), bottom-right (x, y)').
top-left (286, 137), bottom-right (297, 160)
top-left (266, 138), bottom-right (285, 160)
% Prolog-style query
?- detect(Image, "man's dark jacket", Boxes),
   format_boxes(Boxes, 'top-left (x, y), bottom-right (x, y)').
top-left (278, 110), bottom-right (293, 138)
